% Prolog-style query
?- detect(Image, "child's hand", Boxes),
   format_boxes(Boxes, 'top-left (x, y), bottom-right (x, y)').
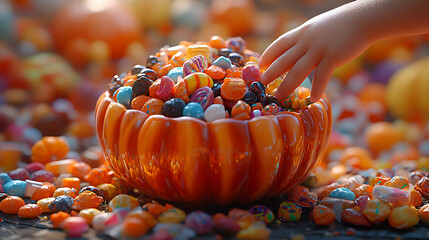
top-left (258, 2), bottom-right (372, 102)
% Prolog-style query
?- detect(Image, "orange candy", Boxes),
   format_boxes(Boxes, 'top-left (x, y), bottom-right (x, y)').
top-left (79, 208), bottom-right (101, 225)
top-left (53, 187), bottom-right (78, 198)
top-left (31, 183), bottom-right (56, 201)
top-left (383, 176), bottom-right (409, 189)
top-left (339, 147), bottom-right (373, 170)
top-left (142, 98), bottom-right (164, 116)
top-left (231, 100), bottom-right (251, 120)
top-left (31, 136), bottom-right (69, 164)
top-left (174, 81), bottom-right (189, 103)
top-left (51, 211), bottom-right (71, 228)
top-left (410, 189), bottom-right (423, 207)
top-left (72, 191), bottom-right (104, 211)
top-left (157, 64), bottom-right (174, 77)
top-left (312, 205), bottom-right (335, 226)
top-left (362, 198), bottom-right (392, 223)
top-left (221, 78), bottom-right (246, 101)
top-left (209, 36), bottom-right (226, 49)
top-left (149, 79), bottom-right (161, 98)
top-left (84, 168), bottom-right (113, 186)
top-left (37, 197), bottom-right (56, 213)
top-left (127, 208), bottom-right (157, 229)
top-left (365, 122), bottom-right (401, 155)
top-left (0, 196), bottom-right (26, 214)
top-left (18, 204), bottom-right (42, 218)
top-left (226, 67), bottom-right (242, 78)
top-left (62, 177), bottom-right (81, 191)
top-left (69, 162), bottom-right (92, 180)
top-left (122, 216), bottom-right (149, 237)
top-left (418, 204), bottom-right (429, 225)
top-left (142, 202), bottom-right (172, 218)
top-left (131, 95), bottom-right (151, 110)
top-left (204, 65), bottom-right (226, 80)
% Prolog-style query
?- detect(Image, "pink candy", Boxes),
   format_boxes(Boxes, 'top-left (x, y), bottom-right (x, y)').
top-left (372, 185), bottom-right (409, 205)
top-left (190, 87), bottom-right (214, 110)
top-left (241, 65), bottom-right (260, 86)
top-left (62, 216), bottom-right (89, 238)
top-left (183, 55), bottom-right (208, 77)
top-left (156, 76), bottom-right (176, 101)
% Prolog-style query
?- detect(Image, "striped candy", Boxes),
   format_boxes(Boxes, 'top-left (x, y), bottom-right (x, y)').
top-left (183, 72), bottom-right (213, 95)
top-left (183, 55), bottom-right (208, 77)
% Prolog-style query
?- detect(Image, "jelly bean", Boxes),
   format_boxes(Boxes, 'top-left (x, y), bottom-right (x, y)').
top-left (8, 168), bottom-right (30, 181)
top-left (0, 196), bottom-right (25, 214)
top-left (410, 189), bottom-right (423, 207)
top-left (53, 187), bottom-right (78, 198)
top-left (242, 91), bottom-right (258, 106)
top-left (384, 176), bottom-right (409, 189)
top-left (108, 194), bottom-right (140, 211)
top-left (251, 110), bottom-right (263, 119)
top-left (45, 159), bottom-right (77, 177)
top-left (146, 55), bottom-right (160, 68)
top-left (415, 176), bottom-right (429, 198)
top-left (204, 65), bottom-right (226, 80)
top-left (133, 76), bottom-right (153, 97)
top-left (186, 44), bottom-right (211, 60)
top-left (25, 162), bottom-right (45, 175)
top-left (204, 104), bottom-right (226, 122)
top-left (341, 208), bottom-right (372, 226)
top-left (231, 100), bottom-right (251, 120)
top-left (372, 185), bottom-right (409, 206)
top-left (190, 87), bottom-right (214, 110)
top-left (236, 222), bottom-right (270, 240)
top-left (131, 95), bottom-right (151, 110)
top-left (185, 211), bottom-right (213, 235)
top-left (213, 56), bottom-right (232, 70)
top-left (51, 211), bottom-right (71, 228)
top-left (142, 97), bottom-right (164, 116)
top-left (329, 187), bottom-right (356, 201)
top-left (167, 67), bottom-right (184, 83)
top-left (31, 170), bottom-right (54, 183)
top-left (62, 216), bottom-right (89, 238)
top-left (225, 37), bottom-right (246, 53)
top-left (183, 73), bottom-right (214, 95)
top-left (169, 52), bottom-right (186, 67)
top-left (139, 68), bottom-right (157, 81)
top-left (72, 191), bottom-right (104, 211)
top-left (249, 205), bottom-right (275, 224)
top-left (157, 64), bottom-right (174, 78)
top-left (18, 204), bottom-right (42, 218)
top-left (362, 198), bottom-right (391, 223)
top-left (262, 103), bottom-right (279, 115)
top-left (183, 55), bottom-right (208, 77)
top-left (37, 197), bottom-right (56, 213)
top-left (158, 208), bottom-right (186, 224)
top-left (4, 180), bottom-right (26, 197)
top-left (97, 183), bottom-right (118, 201)
top-left (116, 86), bottom-right (133, 107)
top-left (221, 78), bottom-right (246, 101)
top-left (209, 36), bottom-right (226, 49)
top-left (388, 205), bottom-right (419, 229)
top-left (419, 204), bottom-right (429, 225)
top-left (79, 208), bottom-right (101, 225)
top-left (161, 98), bottom-right (186, 118)
top-left (183, 102), bottom-right (204, 119)
top-left (127, 207), bottom-right (157, 229)
top-left (228, 53), bottom-right (244, 67)
top-left (131, 65), bottom-right (145, 75)
top-left (24, 180), bottom-right (42, 198)
top-left (48, 195), bottom-right (74, 213)
top-left (79, 186), bottom-right (106, 200)
top-left (122, 216), bottom-right (149, 237)
top-left (312, 205), bottom-right (336, 226)
top-left (153, 223), bottom-right (196, 240)
top-left (213, 217), bottom-right (241, 238)
top-left (241, 65), bottom-right (260, 86)
top-left (174, 80), bottom-right (189, 103)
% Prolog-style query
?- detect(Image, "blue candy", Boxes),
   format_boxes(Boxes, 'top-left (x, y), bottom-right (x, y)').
top-left (167, 67), bottom-right (184, 83)
top-left (213, 56), bottom-right (232, 70)
top-left (183, 102), bottom-right (204, 119)
top-left (0, 173), bottom-right (11, 186)
top-left (116, 86), bottom-right (133, 107)
top-left (48, 195), bottom-right (74, 213)
top-left (329, 187), bottom-right (356, 201)
top-left (4, 180), bottom-right (26, 197)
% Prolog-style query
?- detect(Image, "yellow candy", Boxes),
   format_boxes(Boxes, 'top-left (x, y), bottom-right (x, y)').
top-left (183, 73), bottom-right (213, 95)
top-left (266, 77), bottom-right (282, 96)
top-left (186, 44), bottom-right (211, 61)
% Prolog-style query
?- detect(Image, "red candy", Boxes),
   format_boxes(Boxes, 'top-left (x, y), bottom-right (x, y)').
top-left (156, 76), bottom-right (176, 101)
top-left (241, 65), bottom-right (260, 86)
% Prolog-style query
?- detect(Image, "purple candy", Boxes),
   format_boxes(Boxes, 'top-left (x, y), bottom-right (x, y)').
top-left (371, 60), bottom-right (404, 84)
top-left (8, 168), bottom-right (30, 181)
top-left (185, 211), bottom-right (213, 235)
top-left (183, 55), bottom-right (208, 77)
top-left (190, 87), bottom-right (214, 110)
top-left (251, 110), bottom-right (263, 119)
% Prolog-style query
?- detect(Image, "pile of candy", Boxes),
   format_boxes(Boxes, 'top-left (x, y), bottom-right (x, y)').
top-left (108, 36), bottom-right (312, 122)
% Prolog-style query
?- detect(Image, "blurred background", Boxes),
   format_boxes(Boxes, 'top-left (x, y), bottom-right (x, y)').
top-left (1, 0), bottom-right (429, 176)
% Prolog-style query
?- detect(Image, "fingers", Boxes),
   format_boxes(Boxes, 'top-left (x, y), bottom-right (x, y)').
top-left (258, 31), bottom-right (298, 70)
top-left (260, 45), bottom-right (304, 86)
top-left (275, 53), bottom-right (319, 100)
top-left (310, 60), bottom-right (334, 102)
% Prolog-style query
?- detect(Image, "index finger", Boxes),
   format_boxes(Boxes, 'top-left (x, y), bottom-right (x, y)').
top-left (258, 30), bottom-right (298, 70)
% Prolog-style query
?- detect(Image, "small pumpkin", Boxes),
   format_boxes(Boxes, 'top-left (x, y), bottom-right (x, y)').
top-left (386, 57), bottom-right (429, 121)
top-left (31, 136), bottom-right (69, 164)
top-left (95, 92), bottom-right (332, 205)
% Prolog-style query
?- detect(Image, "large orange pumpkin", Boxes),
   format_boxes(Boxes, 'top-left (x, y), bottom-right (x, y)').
top-left (95, 92), bottom-right (332, 205)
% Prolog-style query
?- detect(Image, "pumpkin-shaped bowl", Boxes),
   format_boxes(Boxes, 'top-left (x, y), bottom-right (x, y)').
top-left (95, 92), bottom-right (332, 205)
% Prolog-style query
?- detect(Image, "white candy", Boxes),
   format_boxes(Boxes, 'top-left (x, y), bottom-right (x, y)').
top-left (204, 104), bottom-right (226, 122)
top-left (24, 179), bottom-right (43, 197)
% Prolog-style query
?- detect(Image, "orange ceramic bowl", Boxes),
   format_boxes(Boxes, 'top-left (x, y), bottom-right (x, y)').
top-left (95, 92), bottom-right (332, 205)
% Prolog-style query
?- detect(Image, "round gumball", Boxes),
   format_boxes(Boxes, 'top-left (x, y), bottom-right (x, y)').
top-left (183, 102), bottom-right (204, 119)
top-left (221, 78), bottom-right (246, 101)
top-left (161, 98), bottom-right (186, 118)
top-left (204, 104), bottom-right (226, 122)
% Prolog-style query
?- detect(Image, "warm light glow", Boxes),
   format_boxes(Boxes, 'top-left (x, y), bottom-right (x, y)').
top-left (85, 0), bottom-right (116, 13)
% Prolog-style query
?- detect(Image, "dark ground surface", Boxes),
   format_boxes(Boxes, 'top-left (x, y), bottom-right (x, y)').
top-left (2, 209), bottom-right (429, 240)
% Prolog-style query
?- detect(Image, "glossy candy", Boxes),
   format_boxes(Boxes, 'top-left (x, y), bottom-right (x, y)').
top-left (174, 81), bottom-right (189, 103)
top-left (329, 187), bottom-right (356, 201)
top-left (204, 104), bottom-right (226, 122)
top-left (79, 186), bottom-right (106, 200)
top-left (221, 78), bottom-right (246, 101)
top-left (213, 56), bottom-right (232, 70)
top-left (97, 183), bottom-right (118, 201)
top-left (116, 86), bottom-right (133, 107)
top-left (4, 180), bottom-right (26, 197)
top-left (312, 205), bottom-right (336, 226)
top-left (190, 87), bottom-right (214, 110)
top-left (62, 216), bottom-right (89, 238)
top-left (79, 208), bottom-right (101, 225)
top-left (419, 204), bottom-right (429, 225)
top-left (158, 208), bottom-right (187, 224)
top-left (37, 197), bottom-right (55, 213)
top-left (0, 196), bottom-right (25, 214)
top-left (45, 159), bottom-right (77, 177)
top-left (241, 65), bottom-right (260, 86)
top-left (140, 69), bottom-right (157, 81)
top-left (183, 102), bottom-right (204, 119)
top-left (231, 101), bottom-right (251, 120)
top-left (62, 177), bottom-right (80, 191)
top-left (262, 103), bottom-right (279, 116)
top-left (24, 180), bottom-right (42, 198)
top-left (372, 185), bottom-right (409, 205)
top-left (169, 52), bottom-right (186, 67)
top-left (132, 76), bottom-right (153, 97)
top-left (341, 208), bottom-right (372, 226)
top-left (143, 98), bottom-right (164, 116)
top-left (161, 98), bottom-right (186, 118)
top-left (108, 194), bottom-right (139, 211)
top-left (72, 191), bottom-right (104, 211)
top-left (53, 187), bottom-right (78, 198)
top-left (389, 205), bottom-right (419, 229)
top-left (362, 198), bottom-right (391, 223)
top-left (167, 67), bottom-right (184, 83)
top-left (204, 65), bottom-right (226, 80)
top-left (242, 91), bottom-right (257, 106)
top-left (122, 216), bottom-right (149, 237)
top-left (8, 168), bottom-right (29, 181)
top-left (157, 64), bottom-right (174, 78)
top-left (415, 176), bottom-right (429, 198)
top-left (249, 205), bottom-right (274, 224)
top-left (51, 211), bottom-right (71, 228)
top-left (31, 170), bottom-right (54, 183)
top-left (48, 195), bottom-right (74, 213)
top-left (185, 211), bottom-right (213, 235)
top-left (183, 55), bottom-right (208, 77)
top-left (18, 204), bottom-right (42, 218)
top-left (156, 76), bottom-right (176, 101)
top-left (278, 201), bottom-right (302, 222)
top-left (186, 45), bottom-right (210, 60)
top-left (183, 73), bottom-right (214, 95)
top-left (31, 136), bottom-right (69, 164)
top-left (225, 37), bottom-right (246, 53)
top-left (131, 95), bottom-right (151, 110)
top-left (229, 53), bottom-right (244, 67)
